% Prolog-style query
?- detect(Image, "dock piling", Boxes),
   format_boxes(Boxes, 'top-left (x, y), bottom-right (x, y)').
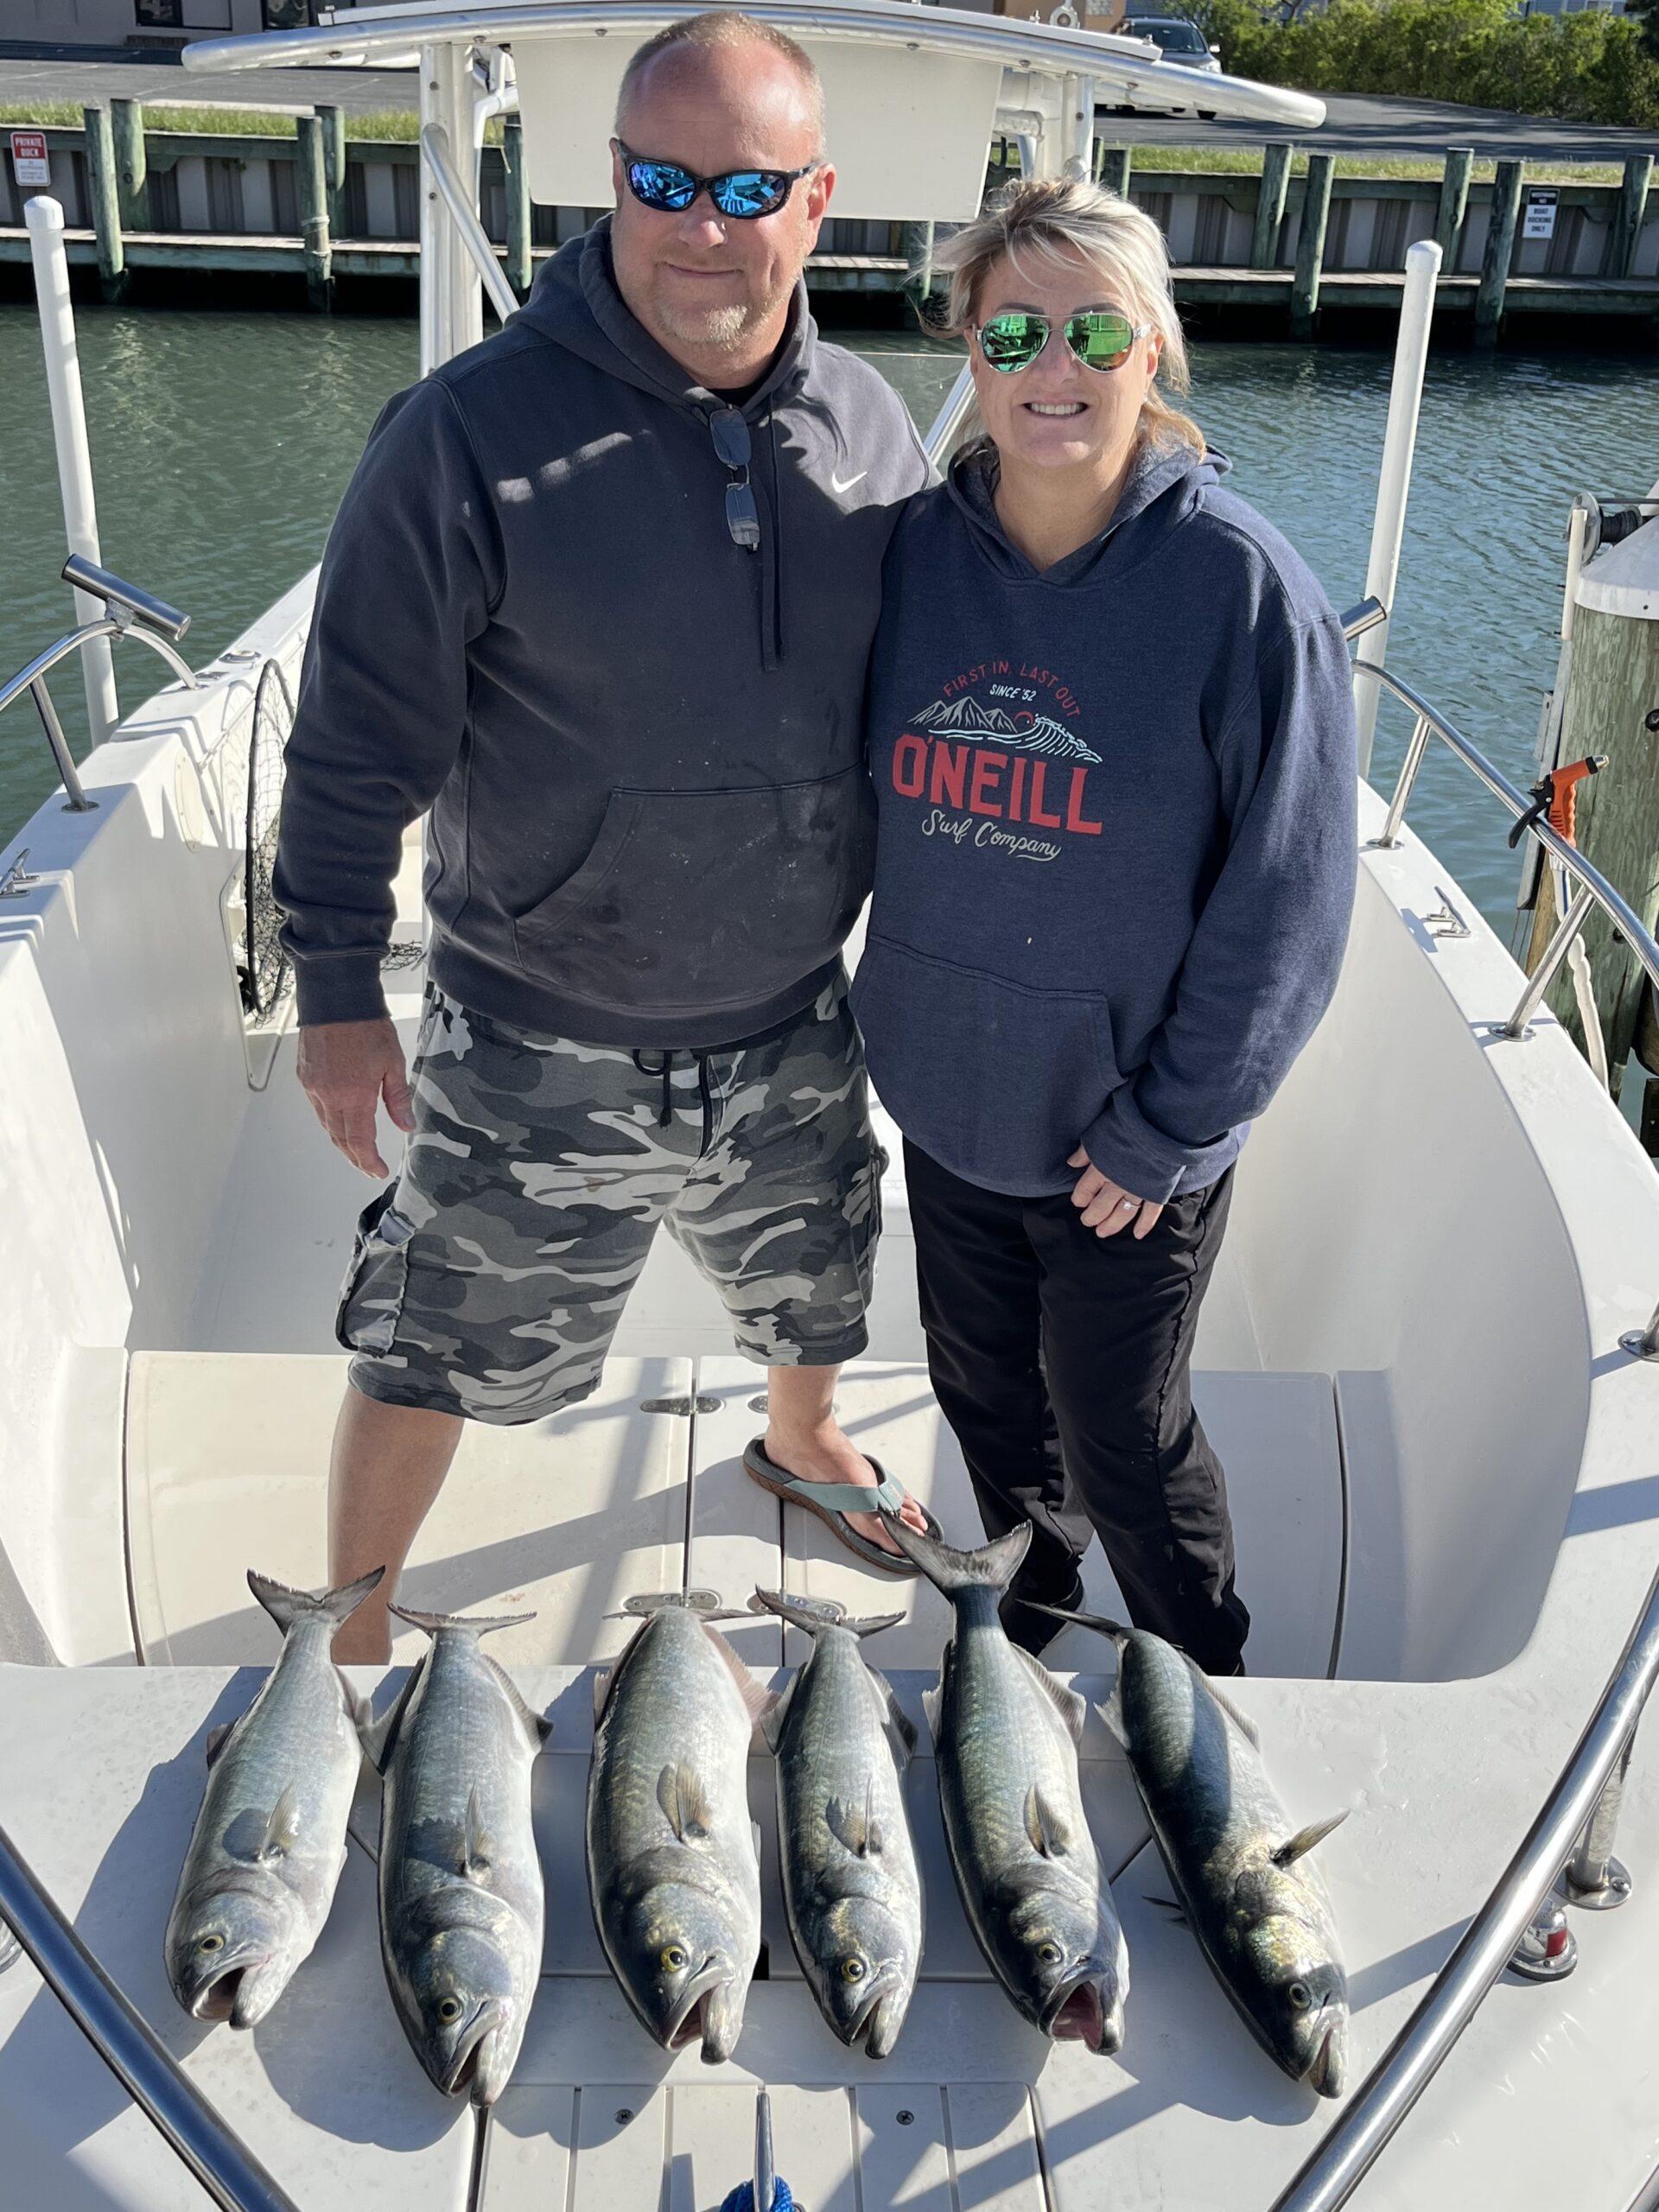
top-left (1476, 158), bottom-right (1523, 348)
top-left (296, 114), bottom-right (333, 311)
top-left (81, 106), bottom-right (127, 304)
top-left (317, 105), bottom-right (346, 239)
top-left (1098, 144), bottom-right (1131, 198)
top-left (1290, 152), bottom-right (1333, 339)
top-left (1252, 142), bottom-right (1292, 269)
top-left (503, 114), bottom-right (531, 299)
top-left (1607, 155), bottom-right (1653, 281)
top-left (110, 99), bottom-right (148, 232)
top-left (1433, 148), bottom-right (1471, 270)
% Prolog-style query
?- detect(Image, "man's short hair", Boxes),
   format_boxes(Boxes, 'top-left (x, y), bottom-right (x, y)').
top-left (614, 10), bottom-right (826, 148)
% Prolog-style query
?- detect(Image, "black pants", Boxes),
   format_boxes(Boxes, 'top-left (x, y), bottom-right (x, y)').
top-left (905, 1138), bottom-right (1249, 1675)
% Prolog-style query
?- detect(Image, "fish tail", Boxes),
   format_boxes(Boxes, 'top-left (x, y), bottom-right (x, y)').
top-left (1029, 1602), bottom-right (1129, 1644)
top-left (751, 1589), bottom-right (906, 1641)
top-left (247, 1565), bottom-right (385, 1636)
top-left (876, 1514), bottom-right (1031, 1596)
top-left (386, 1602), bottom-right (535, 1639)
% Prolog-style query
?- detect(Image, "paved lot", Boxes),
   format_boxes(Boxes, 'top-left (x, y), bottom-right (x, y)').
top-left (1, 47), bottom-right (1653, 159)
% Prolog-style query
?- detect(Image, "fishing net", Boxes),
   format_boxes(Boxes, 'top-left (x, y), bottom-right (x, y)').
top-left (239, 658), bottom-right (294, 1019)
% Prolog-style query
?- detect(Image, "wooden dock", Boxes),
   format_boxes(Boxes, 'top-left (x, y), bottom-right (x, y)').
top-left (3, 107), bottom-right (1655, 340)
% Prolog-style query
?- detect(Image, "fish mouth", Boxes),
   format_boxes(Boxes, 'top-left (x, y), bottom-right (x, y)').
top-left (1045, 1973), bottom-right (1122, 2056)
top-left (665, 1961), bottom-right (734, 2053)
top-left (188, 1953), bottom-right (274, 2027)
top-left (845, 1967), bottom-right (909, 2057)
top-left (1306, 2019), bottom-right (1345, 2100)
top-left (441, 2000), bottom-right (508, 2101)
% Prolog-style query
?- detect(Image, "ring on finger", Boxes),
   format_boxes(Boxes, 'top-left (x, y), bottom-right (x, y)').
top-left (1119, 1197), bottom-right (1137, 1212)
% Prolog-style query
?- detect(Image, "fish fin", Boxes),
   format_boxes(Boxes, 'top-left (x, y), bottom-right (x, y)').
top-left (869, 1669), bottom-right (918, 1761)
top-left (921, 1682), bottom-right (944, 1750)
top-left (258, 1783), bottom-right (302, 1860)
top-left (658, 1761), bottom-right (712, 1843)
top-left (759, 1670), bottom-right (795, 1756)
top-left (1013, 1646), bottom-right (1087, 1746)
top-left (359, 1662), bottom-right (422, 1776)
top-left (386, 1602), bottom-right (535, 1639)
top-left (1030, 1601), bottom-right (1129, 1645)
top-left (246, 1564), bottom-right (385, 1637)
top-left (826, 1778), bottom-right (883, 1859)
top-left (460, 1783), bottom-right (493, 1883)
top-left (1093, 1690), bottom-right (1129, 1752)
top-left (1208, 1682), bottom-right (1262, 1749)
top-left (1271, 1811), bottom-right (1349, 1867)
top-left (1023, 1785), bottom-right (1073, 1859)
top-left (204, 1720), bottom-right (235, 1767)
top-left (875, 1514), bottom-right (1031, 1595)
top-left (704, 1623), bottom-right (778, 1734)
top-left (482, 1651), bottom-right (553, 1749)
top-left (1147, 1893), bottom-right (1188, 1923)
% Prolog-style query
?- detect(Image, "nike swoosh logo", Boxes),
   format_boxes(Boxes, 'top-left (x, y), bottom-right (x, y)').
top-left (831, 470), bottom-right (868, 495)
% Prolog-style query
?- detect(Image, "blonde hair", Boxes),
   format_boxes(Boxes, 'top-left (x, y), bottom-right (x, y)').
top-left (931, 176), bottom-right (1205, 457)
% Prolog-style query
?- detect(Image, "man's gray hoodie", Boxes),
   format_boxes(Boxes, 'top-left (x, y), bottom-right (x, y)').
top-left (273, 218), bottom-right (930, 1045)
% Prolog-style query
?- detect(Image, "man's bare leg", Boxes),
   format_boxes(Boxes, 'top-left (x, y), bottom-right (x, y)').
top-left (328, 1385), bottom-right (464, 1662)
top-left (763, 1363), bottom-right (927, 1556)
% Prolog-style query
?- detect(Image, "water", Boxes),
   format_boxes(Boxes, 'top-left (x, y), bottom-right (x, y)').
top-left (3, 302), bottom-right (1656, 938)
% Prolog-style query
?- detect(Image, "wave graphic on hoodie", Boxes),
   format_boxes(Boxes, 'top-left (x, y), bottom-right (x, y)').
top-left (909, 696), bottom-right (1102, 764)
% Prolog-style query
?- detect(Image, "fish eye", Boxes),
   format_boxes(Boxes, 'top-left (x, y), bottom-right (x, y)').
top-left (436, 1995), bottom-right (464, 2024)
top-left (840, 1957), bottom-right (867, 1984)
top-left (1287, 1980), bottom-right (1312, 2011)
top-left (1036, 1942), bottom-right (1062, 1966)
top-left (198, 1934), bottom-right (225, 1955)
top-left (660, 1944), bottom-right (687, 1973)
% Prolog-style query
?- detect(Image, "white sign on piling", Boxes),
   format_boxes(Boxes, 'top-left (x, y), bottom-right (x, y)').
top-left (23, 196), bottom-right (120, 751)
top-left (10, 131), bottom-right (51, 188)
top-left (1523, 190), bottom-right (1559, 242)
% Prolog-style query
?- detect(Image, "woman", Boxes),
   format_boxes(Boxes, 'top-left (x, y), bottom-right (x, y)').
top-left (855, 179), bottom-right (1357, 1674)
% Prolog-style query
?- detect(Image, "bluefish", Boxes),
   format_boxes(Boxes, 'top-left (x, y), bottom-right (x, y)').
top-left (165, 1567), bottom-right (384, 2028)
top-left (880, 1516), bottom-right (1128, 2053)
top-left (1059, 1607), bottom-right (1349, 2097)
top-left (753, 1589), bottom-right (923, 2058)
top-left (587, 1592), bottom-right (770, 2064)
top-left (366, 1604), bottom-right (550, 2106)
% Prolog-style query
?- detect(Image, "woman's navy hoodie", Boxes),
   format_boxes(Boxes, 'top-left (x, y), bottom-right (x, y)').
top-left (855, 438), bottom-right (1358, 1204)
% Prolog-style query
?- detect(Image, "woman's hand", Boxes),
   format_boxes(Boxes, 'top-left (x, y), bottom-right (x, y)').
top-left (1067, 1146), bottom-right (1163, 1240)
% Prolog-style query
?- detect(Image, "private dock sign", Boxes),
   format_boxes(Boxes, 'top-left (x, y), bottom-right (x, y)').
top-left (10, 132), bottom-right (50, 188)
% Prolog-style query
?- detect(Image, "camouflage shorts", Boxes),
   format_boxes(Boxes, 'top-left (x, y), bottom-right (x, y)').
top-left (336, 976), bottom-right (882, 1424)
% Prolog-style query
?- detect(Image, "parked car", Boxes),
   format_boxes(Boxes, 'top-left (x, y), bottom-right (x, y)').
top-left (1115, 15), bottom-right (1224, 117)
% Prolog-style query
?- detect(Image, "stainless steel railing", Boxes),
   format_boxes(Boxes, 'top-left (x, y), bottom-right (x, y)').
top-left (1357, 658), bottom-right (1659, 1049)
top-left (0, 558), bottom-right (197, 813)
top-left (1270, 1560), bottom-right (1659, 2212)
top-left (1264, 620), bottom-right (1659, 2212)
top-left (0, 1818), bottom-right (300, 2212)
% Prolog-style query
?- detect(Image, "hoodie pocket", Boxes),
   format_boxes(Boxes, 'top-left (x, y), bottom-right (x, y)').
top-left (512, 767), bottom-right (873, 1016)
top-left (851, 934), bottom-right (1122, 1193)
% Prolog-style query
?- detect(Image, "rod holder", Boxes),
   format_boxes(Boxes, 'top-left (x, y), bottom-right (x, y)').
top-left (61, 554), bottom-right (188, 642)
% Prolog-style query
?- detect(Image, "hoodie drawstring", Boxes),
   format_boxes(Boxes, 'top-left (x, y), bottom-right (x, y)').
top-left (766, 408), bottom-right (785, 664)
top-left (631, 1048), bottom-right (716, 1155)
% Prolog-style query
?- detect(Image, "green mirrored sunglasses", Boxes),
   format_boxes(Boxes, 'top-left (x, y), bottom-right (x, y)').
top-left (973, 310), bottom-right (1151, 374)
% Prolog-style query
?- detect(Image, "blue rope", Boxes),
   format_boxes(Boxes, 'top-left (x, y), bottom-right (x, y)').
top-left (718, 2179), bottom-right (794, 2212)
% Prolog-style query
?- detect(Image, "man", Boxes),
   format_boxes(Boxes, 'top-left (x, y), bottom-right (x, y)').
top-left (275, 12), bottom-right (932, 1661)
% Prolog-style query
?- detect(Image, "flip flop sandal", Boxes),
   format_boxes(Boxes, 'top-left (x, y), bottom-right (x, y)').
top-left (741, 1438), bottom-right (944, 1578)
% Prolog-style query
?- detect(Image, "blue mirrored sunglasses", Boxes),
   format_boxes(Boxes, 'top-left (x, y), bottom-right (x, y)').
top-left (618, 141), bottom-right (820, 220)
